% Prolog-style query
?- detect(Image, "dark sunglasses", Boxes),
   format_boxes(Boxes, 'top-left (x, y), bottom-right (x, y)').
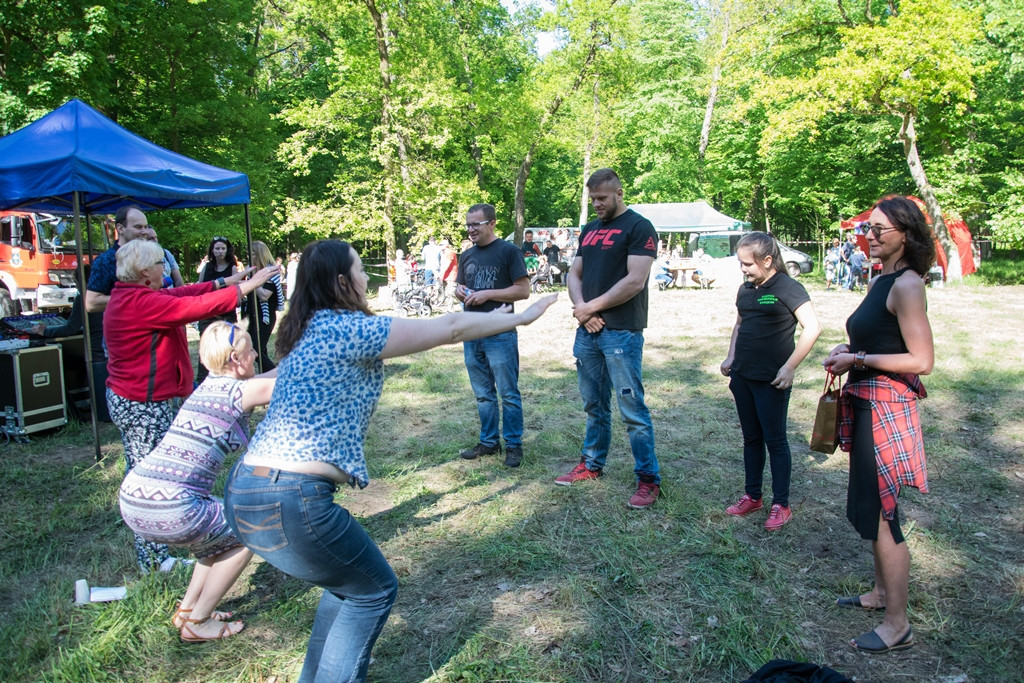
top-left (863, 223), bottom-right (900, 240)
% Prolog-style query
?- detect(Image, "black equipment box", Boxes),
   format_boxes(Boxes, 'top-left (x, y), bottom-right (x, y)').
top-left (0, 345), bottom-right (67, 435)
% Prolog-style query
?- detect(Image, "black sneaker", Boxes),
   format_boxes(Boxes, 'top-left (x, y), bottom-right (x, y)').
top-left (504, 446), bottom-right (523, 468)
top-left (460, 443), bottom-right (501, 460)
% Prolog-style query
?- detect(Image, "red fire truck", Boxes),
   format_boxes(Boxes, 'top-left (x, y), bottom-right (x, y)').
top-left (0, 211), bottom-right (99, 317)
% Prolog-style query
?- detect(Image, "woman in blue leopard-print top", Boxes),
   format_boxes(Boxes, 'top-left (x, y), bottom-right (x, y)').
top-left (224, 239), bottom-right (556, 683)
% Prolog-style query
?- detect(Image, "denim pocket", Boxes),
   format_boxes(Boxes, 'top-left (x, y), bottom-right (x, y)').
top-left (232, 503), bottom-right (289, 552)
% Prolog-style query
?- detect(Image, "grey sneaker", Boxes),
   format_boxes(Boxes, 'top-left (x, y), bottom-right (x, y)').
top-left (504, 446), bottom-right (523, 468)
top-left (460, 442), bottom-right (501, 460)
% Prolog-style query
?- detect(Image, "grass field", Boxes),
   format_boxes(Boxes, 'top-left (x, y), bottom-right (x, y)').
top-left (2, 269), bottom-right (1022, 682)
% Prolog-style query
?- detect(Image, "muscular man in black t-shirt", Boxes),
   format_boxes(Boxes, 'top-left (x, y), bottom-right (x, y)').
top-left (555, 168), bottom-right (662, 509)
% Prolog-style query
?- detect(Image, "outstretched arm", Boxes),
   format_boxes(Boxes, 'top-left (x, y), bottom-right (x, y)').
top-left (240, 372), bottom-right (277, 412)
top-left (380, 294), bottom-right (557, 360)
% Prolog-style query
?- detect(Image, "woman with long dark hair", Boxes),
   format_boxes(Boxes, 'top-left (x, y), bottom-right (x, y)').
top-left (224, 239), bottom-right (556, 682)
top-left (196, 236), bottom-right (241, 382)
top-left (824, 196), bottom-right (935, 653)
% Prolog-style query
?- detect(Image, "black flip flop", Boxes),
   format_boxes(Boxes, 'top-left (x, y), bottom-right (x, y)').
top-left (850, 628), bottom-right (914, 653)
top-left (836, 595), bottom-right (885, 611)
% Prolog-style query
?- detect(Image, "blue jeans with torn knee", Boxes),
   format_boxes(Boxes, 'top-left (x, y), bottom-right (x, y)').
top-left (574, 327), bottom-right (660, 483)
top-left (463, 330), bottom-right (523, 449)
top-left (225, 462), bottom-right (397, 683)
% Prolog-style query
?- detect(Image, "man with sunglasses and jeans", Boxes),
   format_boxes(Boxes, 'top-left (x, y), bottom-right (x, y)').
top-left (455, 203), bottom-right (530, 467)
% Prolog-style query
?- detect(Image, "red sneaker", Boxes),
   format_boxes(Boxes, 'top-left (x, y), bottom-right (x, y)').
top-left (726, 494), bottom-right (763, 516)
top-left (628, 482), bottom-right (660, 509)
top-left (764, 503), bottom-right (792, 530)
top-left (555, 460), bottom-right (602, 486)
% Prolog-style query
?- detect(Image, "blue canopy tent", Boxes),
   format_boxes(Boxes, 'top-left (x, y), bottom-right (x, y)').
top-left (0, 99), bottom-right (253, 457)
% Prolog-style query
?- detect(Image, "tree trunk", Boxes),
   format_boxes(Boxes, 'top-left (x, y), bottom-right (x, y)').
top-left (365, 0), bottom-right (408, 257)
top-left (898, 113), bottom-right (960, 280)
top-left (514, 144), bottom-right (536, 246)
top-left (580, 78), bottom-right (599, 227)
top-left (699, 11), bottom-right (729, 161)
top-left (513, 40), bottom-right (600, 241)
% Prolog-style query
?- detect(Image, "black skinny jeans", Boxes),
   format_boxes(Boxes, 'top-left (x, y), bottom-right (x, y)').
top-left (729, 373), bottom-right (792, 506)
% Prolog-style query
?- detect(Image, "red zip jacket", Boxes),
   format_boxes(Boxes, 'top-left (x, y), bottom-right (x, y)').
top-left (105, 281), bottom-right (241, 402)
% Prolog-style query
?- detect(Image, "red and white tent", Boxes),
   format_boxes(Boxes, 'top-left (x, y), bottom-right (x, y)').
top-left (841, 196), bottom-right (976, 278)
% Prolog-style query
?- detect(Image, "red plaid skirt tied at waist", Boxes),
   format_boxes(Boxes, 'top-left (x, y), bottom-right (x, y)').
top-left (838, 373), bottom-right (929, 520)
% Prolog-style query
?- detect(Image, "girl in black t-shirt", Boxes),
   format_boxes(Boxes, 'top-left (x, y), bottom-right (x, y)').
top-left (720, 233), bottom-right (821, 531)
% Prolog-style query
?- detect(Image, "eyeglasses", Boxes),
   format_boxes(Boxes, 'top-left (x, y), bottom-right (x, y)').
top-left (864, 223), bottom-right (900, 240)
top-left (465, 220), bottom-right (492, 229)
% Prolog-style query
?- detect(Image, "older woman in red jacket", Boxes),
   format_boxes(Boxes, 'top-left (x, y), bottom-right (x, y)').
top-left (105, 238), bottom-right (277, 572)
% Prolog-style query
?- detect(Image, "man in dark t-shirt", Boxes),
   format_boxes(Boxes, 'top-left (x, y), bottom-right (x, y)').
top-left (542, 240), bottom-right (562, 283)
top-left (521, 230), bottom-right (542, 257)
top-left (455, 203), bottom-right (530, 467)
top-left (555, 168), bottom-right (662, 509)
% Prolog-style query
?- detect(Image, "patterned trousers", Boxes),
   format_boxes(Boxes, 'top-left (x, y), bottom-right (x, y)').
top-left (107, 389), bottom-right (179, 572)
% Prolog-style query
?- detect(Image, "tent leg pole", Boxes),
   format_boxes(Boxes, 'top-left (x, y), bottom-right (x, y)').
top-left (243, 206), bottom-right (263, 372)
top-left (74, 194), bottom-right (102, 461)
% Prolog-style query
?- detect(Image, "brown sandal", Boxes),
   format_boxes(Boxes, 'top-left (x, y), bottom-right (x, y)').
top-left (173, 606), bottom-right (235, 629)
top-left (180, 615), bottom-right (245, 643)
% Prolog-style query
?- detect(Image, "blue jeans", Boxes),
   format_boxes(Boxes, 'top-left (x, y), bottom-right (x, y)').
top-left (574, 327), bottom-right (659, 483)
top-left (729, 374), bottom-right (792, 506)
top-left (463, 330), bottom-right (523, 449)
top-left (225, 463), bottom-right (398, 683)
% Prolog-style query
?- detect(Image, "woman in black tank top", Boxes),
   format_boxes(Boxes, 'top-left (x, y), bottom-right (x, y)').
top-left (823, 196), bottom-right (935, 654)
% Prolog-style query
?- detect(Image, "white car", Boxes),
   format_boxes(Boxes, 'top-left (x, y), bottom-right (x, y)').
top-left (688, 231), bottom-right (814, 278)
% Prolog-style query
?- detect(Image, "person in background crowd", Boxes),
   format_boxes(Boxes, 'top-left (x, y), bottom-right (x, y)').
top-left (85, 205), bottom-right (152, 315)
top-left (421, 237), bottom-right (442, 286)
top-left (119, 322), bottom-right (275, 642)
top-left (720, 232), bottom-right (821, 531)
top-left (530, 254), bottom-right (556, 292)
top-left (244, 240), bottom-right (285, 372)
top-left (848, 247), bottom-right (867, 291)
top-left (521, 229), bottom-right (542, 257)
top-left (825, 195), bottom-right (934, 654)
top-left (825, 238), bottom-right (842, 290)
top-left (104, 239), bottom-right (277, 572)
top-left (841, 232), bottom-right (858, 289)
top-left (148, 228), bottom-right (185, 288)
top-left (440, 238), bottom-right (459, 292)
top-left (543, 239), bottom-right (562, 283)
top-left (555, 168), bottom-right (662, 509)
top-left (286, 252), bottom-right (299, 302)
top-left (224, 239), bottom-right (556, 682)
top-left (391, 249), bottom-right (412, 287)
top-left (196, 236), bottom-right (243, 383)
